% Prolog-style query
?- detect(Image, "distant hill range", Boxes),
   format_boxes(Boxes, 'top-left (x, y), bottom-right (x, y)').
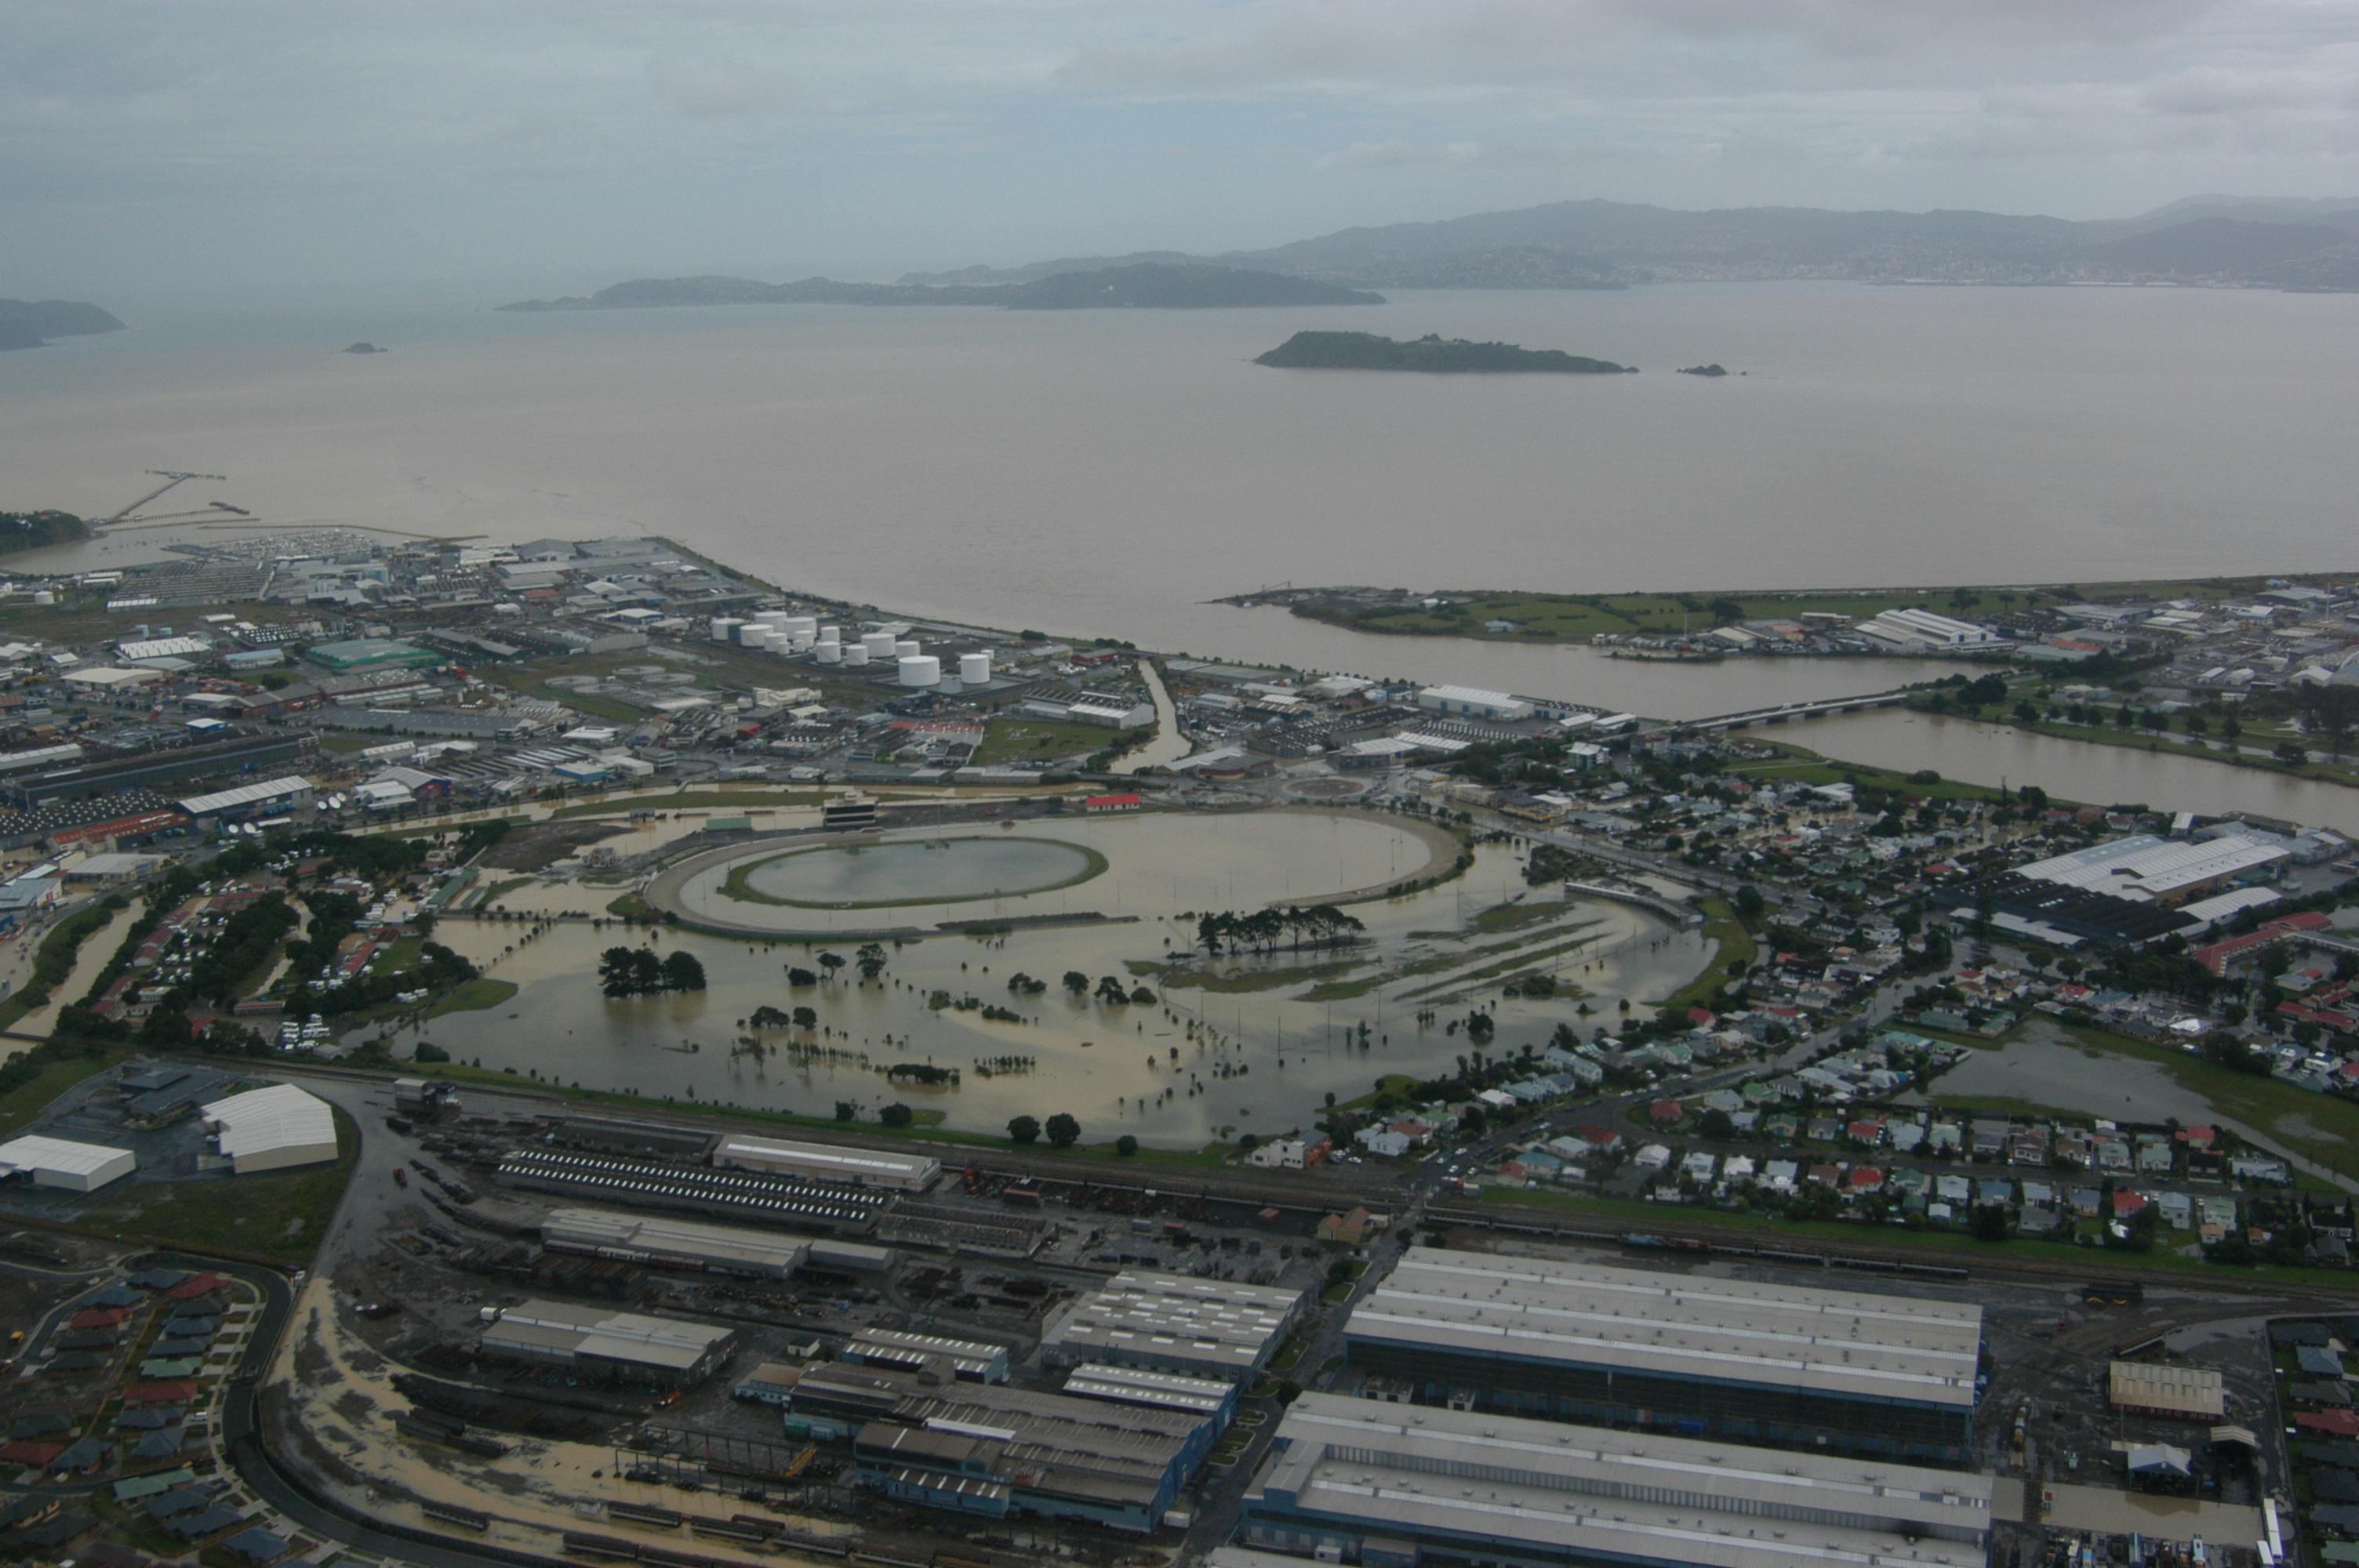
top-left (498, 262), bottom-right (1383, 314)
top-left (898, 194), bottom-right (2359, 293)
top-left (0, 299), bottom-right (125, 351)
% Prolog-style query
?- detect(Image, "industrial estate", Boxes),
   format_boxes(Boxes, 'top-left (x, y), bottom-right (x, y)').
top-left (0, 513), bottom-right (2357, 1568)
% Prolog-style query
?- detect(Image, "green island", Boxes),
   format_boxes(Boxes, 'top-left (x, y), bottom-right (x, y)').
top-left (1253, 330), bottom-right (1634, 374)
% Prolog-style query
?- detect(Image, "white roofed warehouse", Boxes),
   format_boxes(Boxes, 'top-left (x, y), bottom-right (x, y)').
top-left (0, 1134), bottom-right (137, 1192)
top-left (1239, 1393), bottom-right (1994, 1568)
top-left (540, 1207), bottom-right (808, 1280)
top-left (1343, 1248), bottom-right (1981, 1464)
top-left (481, 1299), bottom-right (736, 1386)
top-left (176, 775), bottom-right (314, 823)
top-left (1041, 1269), bottom-right (1306, 1383)
top-left (1415, 685), bottom-right (1533, 720)
top-left (202, 1083), bottom-right (340, 1174)
top-left (713, 1134), bottom-right (939, 1192)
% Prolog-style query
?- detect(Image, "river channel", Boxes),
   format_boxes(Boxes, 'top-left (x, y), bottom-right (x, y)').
top-left (1801, 710), bottom-right (2359, 837)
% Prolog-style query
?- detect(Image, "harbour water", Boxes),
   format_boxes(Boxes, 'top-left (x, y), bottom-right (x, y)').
top-left (6, 280), bottom-right (2355, 779)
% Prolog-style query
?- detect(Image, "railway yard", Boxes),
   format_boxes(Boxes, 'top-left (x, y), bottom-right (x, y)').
top-left (0, 1058), bottom-right (2353, 1568)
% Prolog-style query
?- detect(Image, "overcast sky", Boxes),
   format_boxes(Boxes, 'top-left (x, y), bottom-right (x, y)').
top-left (7, 0), bottom-right (2357, 310)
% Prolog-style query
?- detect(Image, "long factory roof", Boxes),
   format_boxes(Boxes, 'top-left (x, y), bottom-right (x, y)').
top-left (1253, 1393), bottom-right (1993, 1568)
top-left (2017, 833), bottom-right (2288, 901)
top-left (483, 1299), bottom-right (731, 1372)
top-left (1063, 1363), bottom-right (1237, 1417)
top-left (0, 1133), bottom-right (133, 1180)
top-left (717, 1134), bottom-right (940, 1182)
top-left (540, 1206), bottom-right (809, 1276)
top-left (1345, 1248), bottom-right (1982, 1410)
top-left (1042, 1269), bottom-right (1304, 1374)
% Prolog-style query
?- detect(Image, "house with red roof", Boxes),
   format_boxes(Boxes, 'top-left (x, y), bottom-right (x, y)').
top-left (1847, 1167), bottom-right (1885, 1193)
top-left (165, 1273), bottom-right (227, 1302)
top-left (1648, 1099), bottom-right (1684, 1127)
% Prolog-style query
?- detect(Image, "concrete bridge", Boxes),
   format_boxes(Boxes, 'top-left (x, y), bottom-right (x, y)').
top-left (1675, 686), bottom-right (1922, 733)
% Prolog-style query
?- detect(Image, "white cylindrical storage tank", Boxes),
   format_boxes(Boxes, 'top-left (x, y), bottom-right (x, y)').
top-left (894, 639), bottom-right (920, 660)
top-left (860, 631), bottom-right (897, 659)
top-left (740, 626), bottom-right (775, 650)
top-left (897, 655), bottom-right (941, 688)
top-left (843, 644), bottom-right (871, 666)
top-left (818, 625), bottom-right (841, 645)
top-left (711, 616), bottom-right (745, 643)
top-left (757, 609), bottom-right (791, 628)
top-left (815, 641), bottom-right (842, 664)
top-left (33, 590), bottom-right (56, 606)
top-left (790, 635), bottom-right (816, 654)
top-left (959, 652), bottom-right (992, 686)
top-left (784, 615), bottom-right (818, 640)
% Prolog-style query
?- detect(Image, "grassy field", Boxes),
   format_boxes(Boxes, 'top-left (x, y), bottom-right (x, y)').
top-left (1650, 894), bottom-right (1754, 1013)
top-left (972, 717), bottom-right (1137, 765)
top-left (548, 788), bottom-right (823, 819)
top-left (0, 1046), bottom-right (122, 1135)
top-left (1286, 575), bottom-right (2287, 645)
top-left (1728, 742), bottom-right (2022, 804)
top-left (421, 977), bottom-right (518, 1018)
top-left (74, 1106), bottom-right (361, 1267)
top-left (1995, 713), bottom-right (2359, 791)
top-left (1471, 1184), bottom-right (2355, 1286)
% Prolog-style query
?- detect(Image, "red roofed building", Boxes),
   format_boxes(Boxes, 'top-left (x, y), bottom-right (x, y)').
top-left (2112, 1190), bottom-right (2150, 1218)
top-left (2299, 1410), bottom-right (2359, 1438)
top-left (1648, 1099), bottom-right (1684, 1127)
top-left (68, 1306), bottom-right (132, 1330)
top-left (1848, 1167), bottom-right (1885, 1192)
top-left (2192, 911), bottom-right (2334, 976)
top-left (166, 1273), bottom-right (227, 1302)
top-left (1685, 1007), bottom-right (1717, 1027)
top-left (0, 1439), bottom-right (63, 1467)
top-left (121, 1381), bottom-right (198, 1407)
top-left (1083, 793), bottom-right (1142, 813)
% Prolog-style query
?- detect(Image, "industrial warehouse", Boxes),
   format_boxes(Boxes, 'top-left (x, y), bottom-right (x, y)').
top-left (0, 1133), bottom-right (136, 1192)
top-left (493, 1145), bottom-right (885, 1232)
top-left (1041, 1269), bottom-right (1307, 1382)
top-left (479, 1299), bottom-right (738, 1385)
top-left (780, 1357), bottom-right (1224, 1532)
top-left (200, 1083), bottom-right (340, 1173)
top-left (1343, 1248), bottom-right (1983, 1461)
top-left (713, 1134), bottom-right (941, 1192)
top-left (539, 1207), bottom-right (810, 1281)
top-left (1239, 1392), bottom-right (1997, 1568)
